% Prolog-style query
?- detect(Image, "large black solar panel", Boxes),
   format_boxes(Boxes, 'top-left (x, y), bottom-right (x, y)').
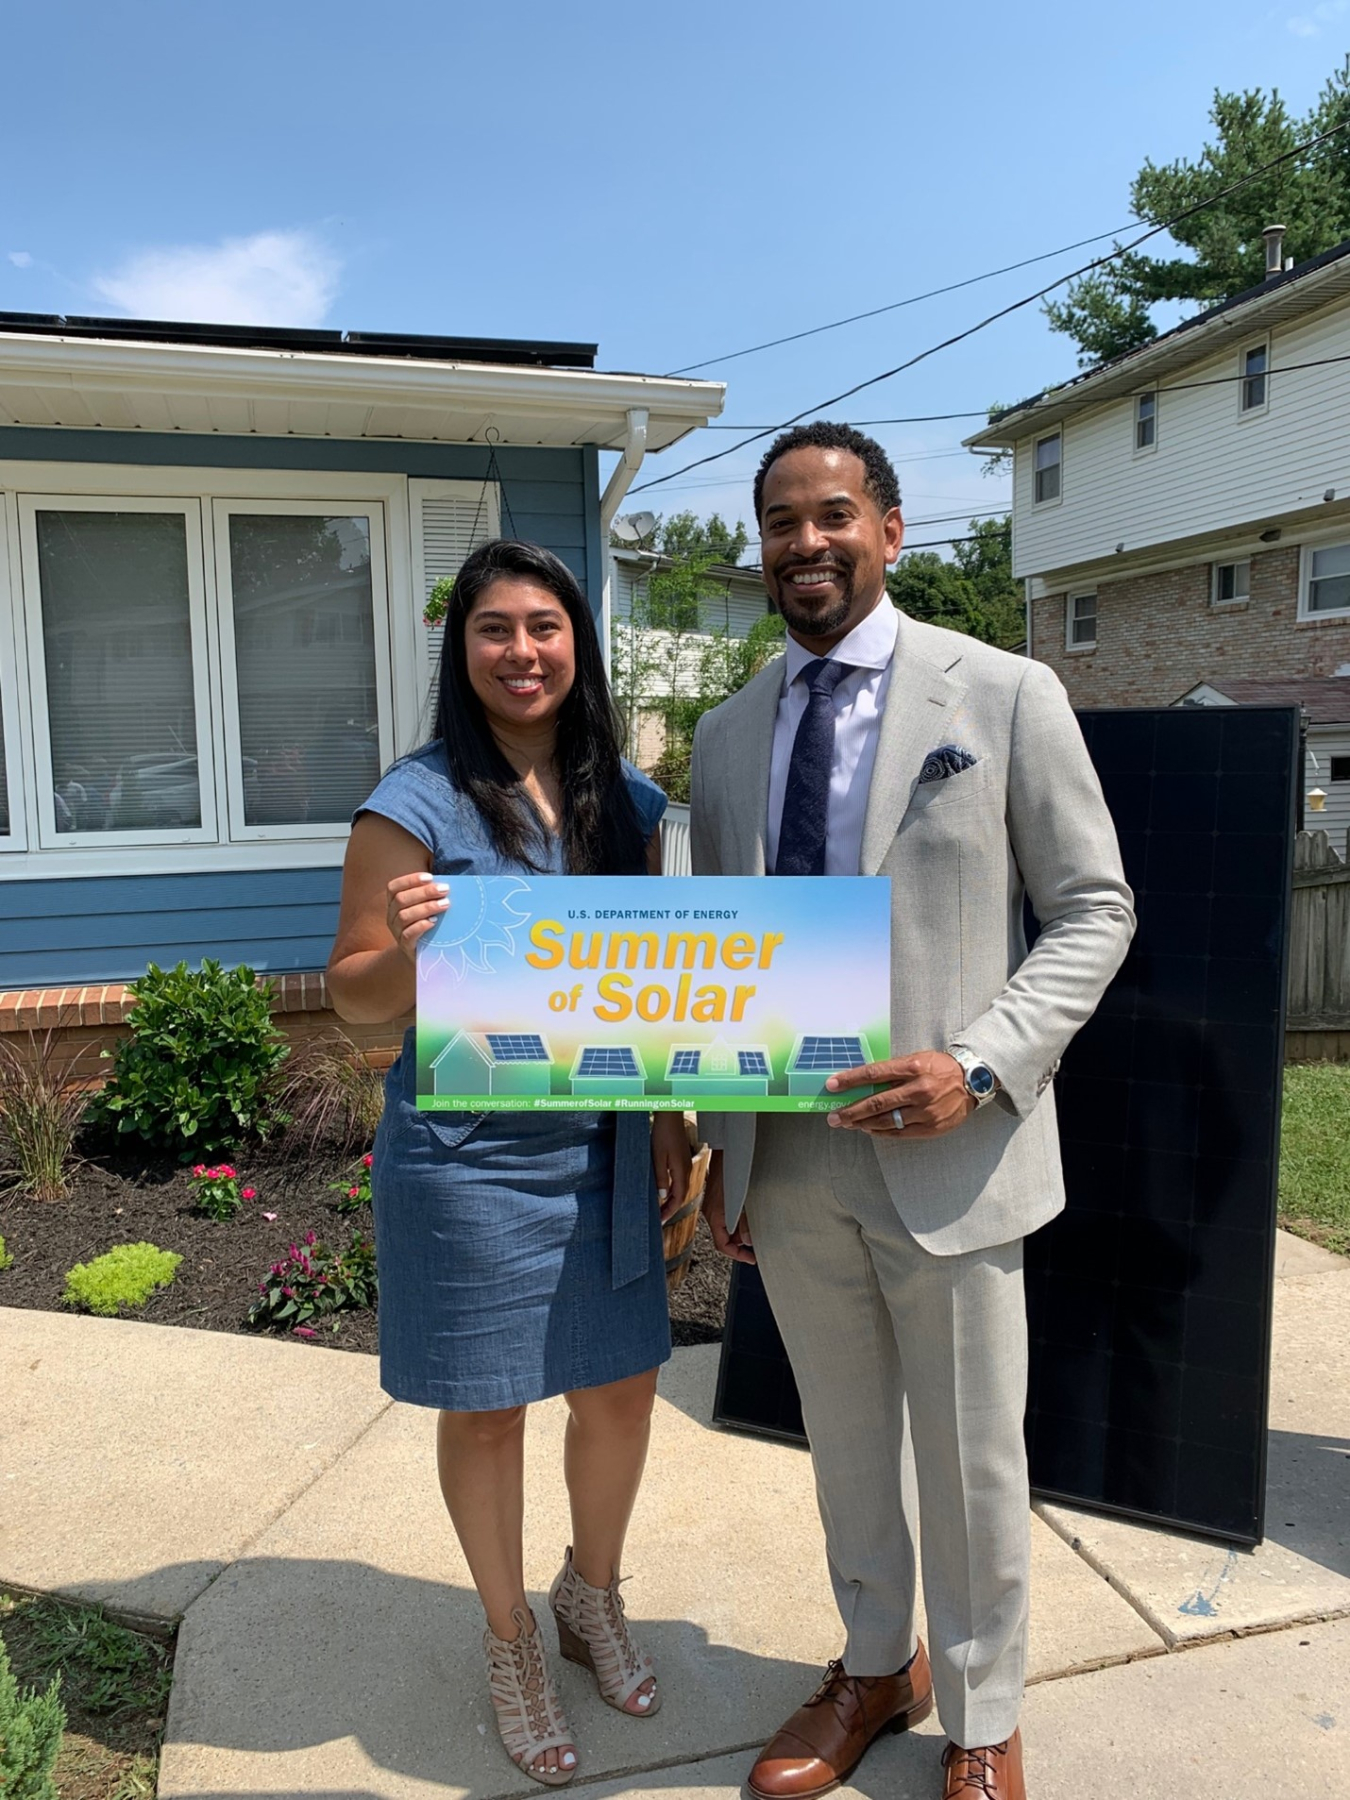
top-left (713, 706), bottom-right (1296, 1546)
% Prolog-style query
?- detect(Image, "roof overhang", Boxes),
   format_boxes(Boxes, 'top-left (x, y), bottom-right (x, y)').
top-left (965, 244), bottom-right (1350, 450)
top-left (0, 328), bottom-right (725, 450)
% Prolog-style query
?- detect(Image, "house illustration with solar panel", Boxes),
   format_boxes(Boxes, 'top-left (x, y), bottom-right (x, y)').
top-left (787, 1034), bottom-right (872, 1096)
top-left (664, 1037), bottom-right (773, 1096)
top-left (430, 1031), bottom-right (553, 1097)
top-left (569, 1045), bottom-right (647, 1096)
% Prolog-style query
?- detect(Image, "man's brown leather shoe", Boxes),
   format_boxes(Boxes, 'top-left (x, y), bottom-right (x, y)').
top-left (746, 1643), bottom-right (934, 1800)
top-left (941, 1729), bottom-right (1025, 1800)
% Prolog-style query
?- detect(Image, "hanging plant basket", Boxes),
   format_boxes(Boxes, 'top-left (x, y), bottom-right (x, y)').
top-left (424, 575), bottom-right (455, 628)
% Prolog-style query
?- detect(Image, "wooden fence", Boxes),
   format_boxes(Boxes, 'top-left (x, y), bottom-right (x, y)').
top-left (1288, 829), bottom-right (1350, 1057)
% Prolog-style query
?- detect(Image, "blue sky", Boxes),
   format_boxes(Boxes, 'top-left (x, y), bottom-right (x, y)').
top-left (4, 0), bottom-right (1348, 554)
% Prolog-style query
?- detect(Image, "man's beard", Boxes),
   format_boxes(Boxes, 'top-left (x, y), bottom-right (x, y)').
top-left (772, 562), bottom-right (856, 639)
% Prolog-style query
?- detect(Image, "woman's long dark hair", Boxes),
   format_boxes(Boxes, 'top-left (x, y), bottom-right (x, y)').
top-left (434, 539), bottom-right (648, 874)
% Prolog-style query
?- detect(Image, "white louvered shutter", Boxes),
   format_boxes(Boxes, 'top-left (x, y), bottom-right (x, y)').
top-left (409, 478), bottom-right (501, 727)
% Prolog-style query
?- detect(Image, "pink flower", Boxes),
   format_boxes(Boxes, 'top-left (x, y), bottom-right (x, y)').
top-left (222, 1165), bottom-right (236, 1179)
top-left (292, 1326), bottom-right (317, 1339)
top-left (363, 1153), bottom-right (373, 1168)
top-left (241, 1187), bottom-right (256, 1200)
top-left (348, 1186), bottom-right (360, 1199)
top-left (192, 1164), bottom-right (205, 1177)
top-left (262, 1211), bottom-right (278, 1222)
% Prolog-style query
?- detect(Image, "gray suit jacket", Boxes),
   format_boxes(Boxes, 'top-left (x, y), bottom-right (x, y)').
top-left (689, 609), bottom-right (1135, 1255)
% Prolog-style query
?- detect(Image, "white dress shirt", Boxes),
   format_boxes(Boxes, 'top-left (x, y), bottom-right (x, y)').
top-left (766, 595), bottom-right (898, 877)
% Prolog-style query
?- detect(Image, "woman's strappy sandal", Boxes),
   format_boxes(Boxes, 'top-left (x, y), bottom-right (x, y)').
top-left (549, 1545), bottom-right (660, 1717)
top-left (483, 1606), bottom-right (578, 1786)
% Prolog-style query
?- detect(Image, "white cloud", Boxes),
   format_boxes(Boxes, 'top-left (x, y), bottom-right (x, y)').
top-left (1287, 0), bottom-right (1348, 35)
top-left (92, 228), bottom-right (340, 326)
top-left (8, 250), bottom-right (32, 268)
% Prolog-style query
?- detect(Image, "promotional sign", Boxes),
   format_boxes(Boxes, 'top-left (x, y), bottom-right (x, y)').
top-left (415, 874), bottom-right (891, 1111)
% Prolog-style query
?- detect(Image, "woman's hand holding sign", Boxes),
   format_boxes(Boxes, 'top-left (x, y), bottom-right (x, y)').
top-left (825, 1051), bottom-right (974, 1139)
top-left (386, 872), bottom-right (450, 965)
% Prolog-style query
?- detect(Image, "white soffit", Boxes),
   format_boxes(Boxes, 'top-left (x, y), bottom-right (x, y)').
top-left (0, 331), bottom-right (725, 449)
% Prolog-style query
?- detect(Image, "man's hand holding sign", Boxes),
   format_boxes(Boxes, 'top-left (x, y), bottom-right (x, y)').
top-left (825, 1050), bottom-right (977, 1138)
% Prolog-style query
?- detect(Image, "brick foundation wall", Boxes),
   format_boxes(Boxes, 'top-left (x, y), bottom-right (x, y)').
top-left (1032, 546), bottom-right (1350, 706)
top-left (0, 973), bottom-right (407, 1085)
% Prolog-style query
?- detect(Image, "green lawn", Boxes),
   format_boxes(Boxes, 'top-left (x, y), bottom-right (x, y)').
top-left (1279, 1062), bottom-right (1350, 1256)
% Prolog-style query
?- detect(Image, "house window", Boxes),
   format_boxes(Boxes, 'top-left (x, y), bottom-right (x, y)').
top-left (1240, 342), bottom-right (1268, 413)
top-left (1034, 432), bottom-right (1062, 504)
top-left (1135, 393), bottom-right (1157, 451)
top-left (22, 501), bottom-right (215, 845)
top-left (215, 506), bottom-right (385, 835)
top-left (1330, 755), bottom-right (1350, 783)
top-left (1303, 541), bottom-right (1350, 618)
top-left (1212, 560), bottom-right (1251, 605)
top-left (1066, 592), bottom-right (1097, 649)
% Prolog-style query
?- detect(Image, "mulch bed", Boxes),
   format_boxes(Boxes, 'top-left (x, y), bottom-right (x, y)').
top-left (0, 1130), bottom-right (731, 1354)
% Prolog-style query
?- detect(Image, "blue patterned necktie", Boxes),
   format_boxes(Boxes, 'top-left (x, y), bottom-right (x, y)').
top-left (774, 657), bottom-right (854, 876)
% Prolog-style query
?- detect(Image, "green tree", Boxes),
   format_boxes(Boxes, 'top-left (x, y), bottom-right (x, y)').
top-left (1045, 59), bottom-right (1350, 367)
top-left (610, 509), bottom-right (749, 566)
top-left (887, 518), bottom-right (1022, 650)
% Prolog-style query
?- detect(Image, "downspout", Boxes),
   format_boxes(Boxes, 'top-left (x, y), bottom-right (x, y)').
top-left (598, 407), bottom-right (649, 675)
top-left (1024, 577), bottom-right (1033, 661)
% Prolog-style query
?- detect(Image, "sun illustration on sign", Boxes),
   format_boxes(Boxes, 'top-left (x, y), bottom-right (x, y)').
top-left (422, 877), bottom-right (530, 979)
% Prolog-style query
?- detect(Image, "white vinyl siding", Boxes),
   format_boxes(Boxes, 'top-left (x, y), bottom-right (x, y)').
top-left (610, 554), bottom-right (768, 639)
top-left (1212, 559), bottom-right (1251, 605)
top-left (1009, 299), bottom-right (1350, 579)
top-left (1310, 727), bottom-right (1350, 841)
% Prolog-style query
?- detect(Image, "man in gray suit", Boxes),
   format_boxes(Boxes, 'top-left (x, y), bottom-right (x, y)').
top-left (690, 424), bottom-right (1134, 1800)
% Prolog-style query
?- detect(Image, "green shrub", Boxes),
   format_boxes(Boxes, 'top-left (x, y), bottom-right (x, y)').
top-left (90, 959), bottom-right (288, 1153)
top-left (0, 1630), bottom-right (65, 1800)
top-left (62, 1244), bottom-right (182, 1318)
top-left (0, 1234), bottom-right (12, 1272)
top-left (0, 1030), bottom-right (90, 1203)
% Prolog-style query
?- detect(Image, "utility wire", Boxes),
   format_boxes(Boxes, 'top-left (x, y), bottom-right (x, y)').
top-left (630, 118), bottom-right (1350, 498)
top-left (664, 224), bottom-right (1139, 375)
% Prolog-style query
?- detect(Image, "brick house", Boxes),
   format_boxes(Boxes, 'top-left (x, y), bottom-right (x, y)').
top-left (964, 231), bottom-right (1350, 815)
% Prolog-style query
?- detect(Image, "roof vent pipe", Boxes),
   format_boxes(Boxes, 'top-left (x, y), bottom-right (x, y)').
top-left (1262, 224), bottom-right (1287, 277)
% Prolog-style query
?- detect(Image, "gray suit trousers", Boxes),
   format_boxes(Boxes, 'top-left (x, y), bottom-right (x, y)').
top-left (744, 1115), bottom-right (1030, 1748)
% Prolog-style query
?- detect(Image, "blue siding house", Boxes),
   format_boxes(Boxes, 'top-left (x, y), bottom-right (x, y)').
top-left (0, 317), bottom-right (722, 990)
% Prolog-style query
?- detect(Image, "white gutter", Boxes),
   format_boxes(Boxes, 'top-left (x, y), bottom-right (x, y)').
top-left (597, 408), bottom-right (649, 676)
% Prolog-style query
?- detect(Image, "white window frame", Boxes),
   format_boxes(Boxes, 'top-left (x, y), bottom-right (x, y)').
top-left (1133, 392), bottom-right (1157, 455)
top-left (1211, 559), bottom-right (1251, 607)
top-left (1033, 431), bottom-right (1062, 507)
top-left (0, 493), bottom-right (30, 851)
top-left (1238, 338), bottom-right (1270, 417)
top-left (1065, 590), bottom-right (1097, 651)
top-left (18, 493), bottom-right (220, 852)
top-left (0, 461), bottom-right (415, 878)
top-left (1299, 534), bottom-right (1350, 622)
top-left (212, 498), bottom-right (395, 843)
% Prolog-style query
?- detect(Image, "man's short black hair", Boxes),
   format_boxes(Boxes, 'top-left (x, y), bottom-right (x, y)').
top-left (753, 421), bottom-right (901, 522)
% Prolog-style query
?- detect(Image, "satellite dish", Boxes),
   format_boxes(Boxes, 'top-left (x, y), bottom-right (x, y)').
top-left (611, 516), bottom-right (642, 544)
top-left (629, 511), bottom-right (658, 541)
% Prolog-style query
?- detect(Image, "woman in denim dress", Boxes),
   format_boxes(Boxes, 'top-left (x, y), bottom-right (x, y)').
top-left (328, 540), bottom-right (691, 1787)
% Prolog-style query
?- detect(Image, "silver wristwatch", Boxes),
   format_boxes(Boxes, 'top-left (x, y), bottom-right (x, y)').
top-left (948, 1044), bottom-right (999, 1106)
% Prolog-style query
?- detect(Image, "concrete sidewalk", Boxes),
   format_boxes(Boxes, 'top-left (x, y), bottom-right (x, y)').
top-left (1, 1229), bottom-right (1346, 1800)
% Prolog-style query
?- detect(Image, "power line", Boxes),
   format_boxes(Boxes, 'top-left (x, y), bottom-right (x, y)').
top-left (631, 118), bottom-right (1350, 498)
top-left (705, 411), bottom-right (991, 428)
top-left (664, 224), bottom-right (1139, 375)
